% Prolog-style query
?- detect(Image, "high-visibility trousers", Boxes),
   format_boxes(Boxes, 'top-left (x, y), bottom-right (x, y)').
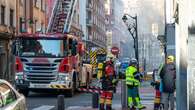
top-left (99, 91), bottom-right (113, 105)
top-left (127, 86), bottom-right (139, 98)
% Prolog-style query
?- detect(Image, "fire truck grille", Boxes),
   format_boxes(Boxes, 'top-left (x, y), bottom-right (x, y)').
top-left (24, 63), bottom-right (58, 83)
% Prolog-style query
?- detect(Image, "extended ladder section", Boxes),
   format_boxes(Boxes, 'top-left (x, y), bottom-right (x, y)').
top-left (47, 0), bottom-right (77, 33)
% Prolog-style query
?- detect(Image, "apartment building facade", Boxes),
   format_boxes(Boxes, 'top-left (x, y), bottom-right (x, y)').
top-left (16, 0), bottom-right (47, 34)
top-left (86, 0), bottom-right (106, 49)
top-left (0, 0), bottom-right (16, 80)
top-left (92, 0), bottom-right (106, 48)
top-left (70, 1), bottom-right (82, 37)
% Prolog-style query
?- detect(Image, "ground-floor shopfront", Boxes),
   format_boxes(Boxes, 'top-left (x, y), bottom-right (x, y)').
top-left (0, 33), bottom-right (14, 82)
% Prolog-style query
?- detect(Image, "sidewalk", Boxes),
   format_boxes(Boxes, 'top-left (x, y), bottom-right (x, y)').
top-left (67, 82), bottom-right (155, 110)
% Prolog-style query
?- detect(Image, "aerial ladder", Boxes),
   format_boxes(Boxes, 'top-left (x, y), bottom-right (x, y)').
top-left (47, 0), bottom-right (77, 33)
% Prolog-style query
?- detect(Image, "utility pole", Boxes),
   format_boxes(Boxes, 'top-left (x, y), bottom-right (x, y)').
top-left (135, 16), bottom-right (139, 69)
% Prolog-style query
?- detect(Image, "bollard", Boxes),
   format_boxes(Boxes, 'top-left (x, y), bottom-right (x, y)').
top-left (121, 80), bottom-right (128, 109)
top-left (57, 95), bottom-right (65, 110)
top-left (92, 93), bottom-right (99, 108)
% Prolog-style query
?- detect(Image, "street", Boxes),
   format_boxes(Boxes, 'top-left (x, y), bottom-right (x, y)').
top-left (27, 92), bottom-right (92, 110)
top-left (27, 81), bottom-right (155, 110)
top-left (0, 0), bottom-right (188, 109)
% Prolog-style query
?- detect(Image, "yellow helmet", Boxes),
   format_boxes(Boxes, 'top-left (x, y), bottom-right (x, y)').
top-left (167, 55), bottom-right (175, 62)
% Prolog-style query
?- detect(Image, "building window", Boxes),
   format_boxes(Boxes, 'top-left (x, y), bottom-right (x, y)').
top-left (41, 0), bottom-right (45, 11)
top-left (93, 32), bottom-right (96, 40)
top-left (1, 5), bottom-right (5, 25)
top-left (10, 9), bottom-right (14, 27)
top-left (34, 20), bottom-right (38, 32)
top-left (34, 0), bottom-right (41, 8)
top-left (41, 0), bottom-right (43, 10)
top-left (41, 22), bottom-right (45, 33)
top-left (19, 17), bottom-right (26, 32)
top-left (95, 34), bottom-right (96, 40)
top-left (93, 17), bottom-right (95, 25)
top-left (20, 0), bottom-right (24, 6)
top-left (78, 15), bottom-right (79, 25)
top-left (34, 0), bottom-right (38, 7)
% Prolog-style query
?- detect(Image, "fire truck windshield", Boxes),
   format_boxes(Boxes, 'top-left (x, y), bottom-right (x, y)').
top-left (17, 39), bottom-right (68, 57)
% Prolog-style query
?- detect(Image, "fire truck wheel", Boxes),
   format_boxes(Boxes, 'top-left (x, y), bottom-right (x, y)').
top-left (66, 87), bottom-right (75, 97)
top-left (19, 89), bottom-right (29, 97)
top-left (86, 72), bottom-right (90, 87)
top-left (66, 72), bottom-right (77, 97)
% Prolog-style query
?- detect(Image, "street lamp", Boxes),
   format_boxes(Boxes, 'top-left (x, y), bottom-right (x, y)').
top-left (122, 14), bottom-right (139, 70)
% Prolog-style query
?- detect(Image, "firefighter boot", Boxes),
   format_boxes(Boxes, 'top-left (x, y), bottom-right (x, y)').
top-left (154, 90), bottom-right (161, 110)
top-left (128, 97), bottom-right (134, 109)
top-left (106, 104), bottom-right (112, 110)
top-left (100, 98), bottom-right (105, 110)
top-left (105, 98), bottom-right (112, 110)
top-left (100, 103), bottom-right (105, 110)
top-left (135, 97), bottom-right (146, 109)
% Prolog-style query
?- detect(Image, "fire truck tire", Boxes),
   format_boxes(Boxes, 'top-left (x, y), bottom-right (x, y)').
top-left (19, 89), bottom-right (29, 97)
top-left (66, 87), bottom-right (74, 97)
top-left (66, 72), bottom-right (77, 97)
top-left (86, 72), bottom-right (90, 88)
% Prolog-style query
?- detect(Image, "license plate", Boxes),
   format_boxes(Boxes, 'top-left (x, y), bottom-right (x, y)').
top-left (30, 84), bottom-right (49, 88)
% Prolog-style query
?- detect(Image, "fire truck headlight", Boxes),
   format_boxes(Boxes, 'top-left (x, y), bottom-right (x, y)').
top-left (65, 75), bottom-right (71, 81)
top-left (15, 72), bottom-right (24, 80)
top-left (58, 74), bottom-right (71, 81)
top-left (15, 75), bottom-right (18, 80)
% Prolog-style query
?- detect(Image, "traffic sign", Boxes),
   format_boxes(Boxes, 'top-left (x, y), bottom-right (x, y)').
top-left (111, 47), bottom-right (119, 55)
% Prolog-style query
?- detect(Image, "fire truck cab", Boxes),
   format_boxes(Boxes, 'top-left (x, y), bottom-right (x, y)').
top-left (13, 33), bottom-right (87, 97)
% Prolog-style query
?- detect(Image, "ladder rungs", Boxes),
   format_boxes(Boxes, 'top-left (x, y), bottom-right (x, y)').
top-left (49, 0), bottom-right (76, 33)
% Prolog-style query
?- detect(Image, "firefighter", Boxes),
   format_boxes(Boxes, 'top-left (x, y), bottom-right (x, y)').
top-left (99, 60), bottom-right (117, 110)
top-left (97, 62), bottom-right (104, 79)
top-left (126, 58), bottom-right (145, 109)
top-left (151, 68), bottom-right (161, 110)
top-left (106, 58), bottom-right (118, 93)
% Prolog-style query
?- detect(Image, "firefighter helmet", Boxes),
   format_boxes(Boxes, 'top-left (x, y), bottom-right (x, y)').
top-left (106, 60), bottom-right (113, 65)
top-left (130, 58), bottom-right (138, 66)
top-left (167, 55), bottom-right (175, 62)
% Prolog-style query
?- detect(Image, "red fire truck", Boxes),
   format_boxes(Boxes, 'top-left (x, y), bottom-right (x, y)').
top-left (14, 33), bottom-right (91, 97)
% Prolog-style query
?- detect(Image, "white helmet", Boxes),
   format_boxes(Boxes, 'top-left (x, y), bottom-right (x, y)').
top-left (130, 58), bottom-right (137, 65)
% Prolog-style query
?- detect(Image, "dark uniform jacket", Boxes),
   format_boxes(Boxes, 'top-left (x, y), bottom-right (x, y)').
top-left (160, 63), bottom-right (176, 93)
top-left (101, 76), bottom-right (114, 91)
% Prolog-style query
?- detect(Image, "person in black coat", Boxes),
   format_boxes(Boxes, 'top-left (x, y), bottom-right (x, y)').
top-left (159, 55), bottom-right (176, 110)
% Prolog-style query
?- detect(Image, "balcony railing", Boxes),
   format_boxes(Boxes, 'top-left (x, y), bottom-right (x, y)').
top-left (86, 19), bottom-right (93, 26)
top-left (86, 3), bottom-right (92, 11)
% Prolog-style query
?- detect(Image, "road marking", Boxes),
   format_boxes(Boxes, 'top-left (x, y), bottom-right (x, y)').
top-left (32, 105), bottom-right (55, 110)
top-left (67, 106), bottom-right (92, 110)
top-left (67, 105), bottom-right (122, 110)
top-left (141, 100), bottom-right (154, 105)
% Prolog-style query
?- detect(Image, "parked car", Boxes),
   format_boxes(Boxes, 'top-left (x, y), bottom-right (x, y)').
top-left (0, 79), bottom-right (26, 110)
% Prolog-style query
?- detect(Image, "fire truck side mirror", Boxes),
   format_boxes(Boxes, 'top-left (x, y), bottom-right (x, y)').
top-left (71, 40), bottom-right (77, 56)
top-left (78, 42), bottom-right (84, 55)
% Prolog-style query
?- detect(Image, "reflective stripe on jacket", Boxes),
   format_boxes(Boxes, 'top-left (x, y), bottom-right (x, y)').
top-left (125, 66), bottom-right (140, 86)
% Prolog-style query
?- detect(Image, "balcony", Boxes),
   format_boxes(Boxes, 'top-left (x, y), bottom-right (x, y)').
top-left (86, 19), bottom-right (93, 27)
top-left (86, 3), bottom-right (92, 11)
